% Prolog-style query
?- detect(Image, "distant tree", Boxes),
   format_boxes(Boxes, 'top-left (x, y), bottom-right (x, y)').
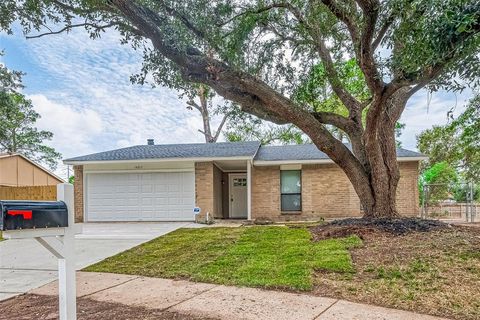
top-left (0, 60), bottom-right (61, 170)
top-left (417, 95), bottom-right (480, 181)
top-left (419, 161), bottom-right (458, 204)
top-left (395, 123), bottom-right (406, 147)
top-left (452, 184), bottom-right (480, 202)
top-left (184, 84), bottom-right (229, 143)
top-left (0, 52), bottom-right (23, 91)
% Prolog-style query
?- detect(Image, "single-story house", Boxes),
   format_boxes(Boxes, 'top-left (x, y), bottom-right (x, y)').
top-left (0, 153), bottom-right (64, 187)
top-left (64, 140), bottom-right (426, 223)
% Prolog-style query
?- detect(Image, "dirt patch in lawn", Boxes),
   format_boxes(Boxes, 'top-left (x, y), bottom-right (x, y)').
top-left (311, 224), bottom-right (480, 320)
top-left (0, 294), bottom-right (217, 320)
top-left (310, 218), bottom-right (448, 240)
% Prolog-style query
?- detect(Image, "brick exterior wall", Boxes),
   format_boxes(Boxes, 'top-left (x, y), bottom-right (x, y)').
top-left (251, 166), bottom-right (281, 219)
top-left (194, 162), bottom-right (216, 222)
top-left (395, 161), bottom-right (420, 216)
top-left (72, 160), bottom-right (419, 224)
top-left (251, 161), bottom-right (420, 221)
top-left (73, 165), bottom-right (84, 223)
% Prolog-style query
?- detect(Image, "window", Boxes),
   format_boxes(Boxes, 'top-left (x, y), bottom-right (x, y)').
top-left (280, 170), bottom-right (301, 211)
top-left (233, 178), bottom-right (247, 187)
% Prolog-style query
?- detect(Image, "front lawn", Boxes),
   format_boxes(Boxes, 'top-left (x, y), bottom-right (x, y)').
top-left (85, 226), bottom-right (361, 290)
top-left (84, 222), bottom-right (480, 319)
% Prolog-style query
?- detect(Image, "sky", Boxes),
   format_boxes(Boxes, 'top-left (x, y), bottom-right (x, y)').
top-left (0, 27), bottom-right (473, 179)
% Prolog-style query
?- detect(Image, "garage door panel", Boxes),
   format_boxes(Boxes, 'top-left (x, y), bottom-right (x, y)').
top-left (87, 171), bottom-right (194, 221)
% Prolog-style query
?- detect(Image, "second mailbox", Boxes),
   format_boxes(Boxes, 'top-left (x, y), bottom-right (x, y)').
top-left (0, 200), bottom-right (68, 231)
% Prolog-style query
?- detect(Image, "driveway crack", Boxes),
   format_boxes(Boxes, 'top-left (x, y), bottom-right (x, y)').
top-left (80, 276), bottom-right (142, 298)
top-left (313, 299), bottom-right (339, 319)
top-left (161, 284), bottom-right (219, 312)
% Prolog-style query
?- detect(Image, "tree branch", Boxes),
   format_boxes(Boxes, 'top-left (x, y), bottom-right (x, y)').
top-left (311, 111), bottom-right (355, 134)
top-left (25, 22), bottom-right (131, 39)
top-left (213, 114), bottom-right (229, 142)
top-left (356, 0), bottom-right (385, 94)
top-left (217, 3), bottom-right (292, 27)
top-left (372, 12), bottom-right (395, 50)
top-left (186, 100), bottom-right (202, 112)
top-left (319, 0), bottom-right (360, 44)
top-left (153, 1), bottom-right (207, 41)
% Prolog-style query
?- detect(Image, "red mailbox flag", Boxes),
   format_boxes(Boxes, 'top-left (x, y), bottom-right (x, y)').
top-left (7, 210), bottom-right (33, 220)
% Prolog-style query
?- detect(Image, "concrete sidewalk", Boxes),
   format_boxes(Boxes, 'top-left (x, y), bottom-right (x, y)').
top-left (30, 272), bottom-right (446, 320)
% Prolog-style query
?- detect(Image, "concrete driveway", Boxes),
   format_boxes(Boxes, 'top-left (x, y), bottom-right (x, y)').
top-left (0, 222), bottom-right (199, 301)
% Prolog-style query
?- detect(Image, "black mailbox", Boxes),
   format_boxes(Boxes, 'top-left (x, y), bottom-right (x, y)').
top-left (0, 200), bottom-right (68, 231)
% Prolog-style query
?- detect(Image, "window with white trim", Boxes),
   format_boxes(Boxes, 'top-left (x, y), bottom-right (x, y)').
top-left (280, 170), bottom-right (302, 211)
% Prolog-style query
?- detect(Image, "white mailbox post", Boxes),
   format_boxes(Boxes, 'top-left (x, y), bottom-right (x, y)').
top-left (2, 183), bottom-right (77, 320)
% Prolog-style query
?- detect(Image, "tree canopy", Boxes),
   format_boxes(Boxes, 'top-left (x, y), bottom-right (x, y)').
top-left (2, 0), bottom-right (478, 217)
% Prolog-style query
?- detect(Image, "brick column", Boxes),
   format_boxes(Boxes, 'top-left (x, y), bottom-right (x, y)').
top-left (195, 162), bottom-right (214, 223)
top-left (73, 165), bottom-right (84, 223)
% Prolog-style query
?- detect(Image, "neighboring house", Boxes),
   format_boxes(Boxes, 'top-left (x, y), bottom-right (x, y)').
top-left (0, 153), bottom-right (64, 187)
top-left (64, 140), bottom-right (426, 223)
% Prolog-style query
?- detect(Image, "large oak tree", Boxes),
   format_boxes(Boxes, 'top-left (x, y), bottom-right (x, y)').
top-left (2, 0), bottom-right (479, 217)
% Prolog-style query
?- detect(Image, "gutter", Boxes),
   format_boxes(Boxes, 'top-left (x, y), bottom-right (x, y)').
top-left (63, 155), bottom-right (255, 165)
top-left (253, 156), bottom-right (428, 166)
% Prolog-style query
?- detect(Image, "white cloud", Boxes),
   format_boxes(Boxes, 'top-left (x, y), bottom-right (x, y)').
top-left (400, 89), bottom-right (471, 150)
top-left (4, 27), bottom-right (208, 161)
top-left (29, 94), bottom-right (103, 155)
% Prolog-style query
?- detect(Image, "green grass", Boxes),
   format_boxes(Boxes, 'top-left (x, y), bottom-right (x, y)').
top-left (85, 226), bottom-right (361, 290)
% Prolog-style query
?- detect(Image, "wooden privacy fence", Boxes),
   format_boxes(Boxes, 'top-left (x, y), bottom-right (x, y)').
top-left (0, 185), bottom-right (57, 201)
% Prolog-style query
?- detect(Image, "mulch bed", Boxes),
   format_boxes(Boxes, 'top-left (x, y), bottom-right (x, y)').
top-left (0, 294), bottom-right (217, 320)
top-left (310, 217), bottom-right (449, 240)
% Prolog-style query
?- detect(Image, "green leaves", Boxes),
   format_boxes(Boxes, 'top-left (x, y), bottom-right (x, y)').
top-left (388, 0), bottom-right (480, 90)
top-left (294, 59), bottom-right (370, 113)
top-left (224, 106), bottom-right (308, 145)
top-left (0, 60), bottom-right (62, 170)
top-left (417, 94), bottom-right (480, 181)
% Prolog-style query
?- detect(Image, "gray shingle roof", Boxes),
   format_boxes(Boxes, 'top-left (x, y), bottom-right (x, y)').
top-left (64, 141), bottom-right (261, 162)
top-left (254, 144), bottom-right (425, 161)
top-left (64, 141), bottom-right (424, 163)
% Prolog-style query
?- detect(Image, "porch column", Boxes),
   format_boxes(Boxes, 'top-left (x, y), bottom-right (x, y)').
top-left (247, 159), bottom-right (252, 220)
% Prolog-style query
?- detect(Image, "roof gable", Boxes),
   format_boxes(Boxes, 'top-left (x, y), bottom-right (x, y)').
top-left (0, 153), bottom-right (65, 182)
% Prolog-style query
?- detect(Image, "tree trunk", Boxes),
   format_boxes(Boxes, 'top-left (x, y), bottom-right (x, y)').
top-left (188, 85), bottom-right (228, 143)
top-left (345, 93), bottom-right (406, 219)
top-left (197, 86), bottom-right (214, 143)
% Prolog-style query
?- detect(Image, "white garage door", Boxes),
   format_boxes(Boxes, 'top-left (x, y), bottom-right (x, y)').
top-left (86, 172), bottom-right (195, 221)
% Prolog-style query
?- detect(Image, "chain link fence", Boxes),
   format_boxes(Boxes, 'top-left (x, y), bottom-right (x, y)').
top-left (421, 182), bottom-right (478, 222)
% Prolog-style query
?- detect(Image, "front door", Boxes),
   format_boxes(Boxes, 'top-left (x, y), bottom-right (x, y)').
top-left (229, 173), bottom-right (248, 218)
